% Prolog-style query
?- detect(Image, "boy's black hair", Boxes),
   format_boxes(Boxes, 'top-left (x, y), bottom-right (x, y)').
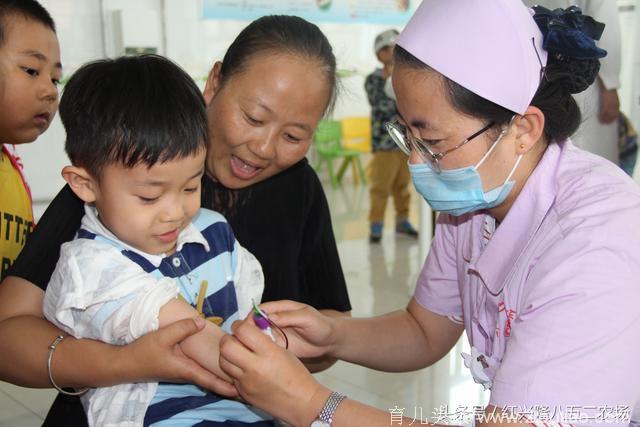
top-left (0, 0), bottom-right (56, 46)
top-left (60, 54), bottom-right (208, 177)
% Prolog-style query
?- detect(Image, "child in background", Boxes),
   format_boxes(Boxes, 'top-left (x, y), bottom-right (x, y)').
top-left (365, 29), bottom-right (418, 243)
top-left (0, 0), bottom-right (60, 278)
top-left (43, 55), bottom-right (272, 426)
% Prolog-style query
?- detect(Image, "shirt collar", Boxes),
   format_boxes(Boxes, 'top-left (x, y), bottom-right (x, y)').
top-left (474, 141), bottom-right (563, 294)
top-left (80, 204), bottom-right (210, 267)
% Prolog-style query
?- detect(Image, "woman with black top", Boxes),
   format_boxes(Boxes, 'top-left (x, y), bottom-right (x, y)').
top-left (0, 15), bottom-right (351, 426)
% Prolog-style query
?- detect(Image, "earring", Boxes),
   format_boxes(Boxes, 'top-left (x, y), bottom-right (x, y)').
top-left (519, 143), bottom-right (526, 150)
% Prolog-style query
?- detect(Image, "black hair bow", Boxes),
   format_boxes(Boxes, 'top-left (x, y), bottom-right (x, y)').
top-left (532, 5), bottom-right (607, 59)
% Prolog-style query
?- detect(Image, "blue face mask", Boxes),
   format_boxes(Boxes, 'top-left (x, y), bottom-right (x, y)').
top-left (409, 128), bottom-right (523, 217)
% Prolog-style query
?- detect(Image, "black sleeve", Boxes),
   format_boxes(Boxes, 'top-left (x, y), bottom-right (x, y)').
top-left (298, 167), bottom-right (351, 312)
top-left (364, 73), bottom-right (385, 107)
top-left (7, 185), bottom-right (84, 290)
top-left (209, 160), bottom-right (351, 312)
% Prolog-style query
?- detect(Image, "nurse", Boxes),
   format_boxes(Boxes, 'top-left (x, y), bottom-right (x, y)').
top-left (219, 1), bottom-right (640, 426)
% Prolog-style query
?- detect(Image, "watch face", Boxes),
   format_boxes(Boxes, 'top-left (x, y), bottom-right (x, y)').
top-left (310, 420), bottom-right (330, 427)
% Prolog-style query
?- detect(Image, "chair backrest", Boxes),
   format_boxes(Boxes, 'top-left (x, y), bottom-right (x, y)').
top-left (314, 120), bottom-right (342, 154)
top-left (341, 117), bottom-right (372, 153)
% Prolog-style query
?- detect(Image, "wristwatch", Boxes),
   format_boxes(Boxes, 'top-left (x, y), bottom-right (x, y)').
top-left (310, 391), bottom-right (347, 426)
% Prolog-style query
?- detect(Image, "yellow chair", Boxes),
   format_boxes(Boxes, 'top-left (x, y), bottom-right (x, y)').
top-left (341, 117), bottom-right (372, 183)
top-left (341, 117), bottom-right (372, 153)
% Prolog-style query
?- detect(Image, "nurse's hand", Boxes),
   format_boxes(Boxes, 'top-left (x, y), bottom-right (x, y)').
top-left (220, 317), bottom-right (330, 427)
top-left (258, 300), bottom-right (339, 359)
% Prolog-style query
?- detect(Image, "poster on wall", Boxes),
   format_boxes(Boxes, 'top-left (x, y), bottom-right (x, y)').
top-left (202, 0), bottom-right (417, 25)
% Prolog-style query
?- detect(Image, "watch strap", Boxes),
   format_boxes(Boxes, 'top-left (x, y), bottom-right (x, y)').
top-left (317, 391), bottom-right (347, 424)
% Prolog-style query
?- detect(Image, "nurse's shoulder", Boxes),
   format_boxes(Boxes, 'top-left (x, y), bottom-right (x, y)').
top-left (552, 138), bottom-right (640, 238)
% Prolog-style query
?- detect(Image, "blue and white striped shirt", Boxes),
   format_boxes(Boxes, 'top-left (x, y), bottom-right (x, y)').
top-left (44, 206), bottom-right (271, 426)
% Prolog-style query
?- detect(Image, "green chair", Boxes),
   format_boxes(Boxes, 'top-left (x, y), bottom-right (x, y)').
top-left (313, 120), bottom-right (367, 188)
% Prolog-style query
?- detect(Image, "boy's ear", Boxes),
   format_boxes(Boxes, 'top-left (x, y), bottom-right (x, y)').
top-left (203, 61), bottom-right (223, 105)
top-left (513, 106), bottom-right (545, 154)
top-left (61, 166), bottom-right (98, 203)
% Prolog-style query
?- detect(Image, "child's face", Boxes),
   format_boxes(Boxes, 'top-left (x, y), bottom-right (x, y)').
top-left (92, 150), bottom-right (206, 255)
top-left (0, 16), bottom-right (61, 144)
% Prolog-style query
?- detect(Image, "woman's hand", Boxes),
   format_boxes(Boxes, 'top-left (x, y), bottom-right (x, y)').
top-left (259, 300), bottom-right (339, 359)
top-left (120, 317), bottom-right (238, 397)
top-left (220, 316), bottom-right (330, 427)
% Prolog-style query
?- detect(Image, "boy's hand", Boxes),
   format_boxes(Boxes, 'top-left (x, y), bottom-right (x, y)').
top-left (121, 317), bottom-right (238, 397)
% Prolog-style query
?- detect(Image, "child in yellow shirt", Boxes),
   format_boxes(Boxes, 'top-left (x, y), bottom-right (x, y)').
top-left (0, 0), bottom-right (60, 279)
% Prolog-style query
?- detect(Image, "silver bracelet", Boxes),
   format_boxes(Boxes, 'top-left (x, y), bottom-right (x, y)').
top-left (318, 391), bottom-right (347, 423)
top-left (47, 335), bottom-right (89, 396)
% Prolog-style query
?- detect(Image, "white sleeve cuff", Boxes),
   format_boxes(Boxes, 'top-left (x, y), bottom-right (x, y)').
top-left (233, 245), bottom-right (265, 319)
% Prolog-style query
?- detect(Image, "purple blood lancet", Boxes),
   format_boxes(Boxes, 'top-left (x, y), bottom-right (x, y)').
top-left (254, 313), bottom-right (271, 330)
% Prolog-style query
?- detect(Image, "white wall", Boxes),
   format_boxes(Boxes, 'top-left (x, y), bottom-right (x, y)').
top-left (619, 1), bottom-right (640, 124)
top-left (616, 0), bottom-right (640, 182)
top-left (17, 0), bottom-right (103, 207)
top-left (162, 1), bottom-right (391, 118)
top-left (13, 0), bottom-right (640, 216)
top-left (18, 0), bottom-right (392, 214)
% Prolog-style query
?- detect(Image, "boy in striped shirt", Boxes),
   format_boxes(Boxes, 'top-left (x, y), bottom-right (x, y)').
top-left (43, 55), bottom-right (273, 426)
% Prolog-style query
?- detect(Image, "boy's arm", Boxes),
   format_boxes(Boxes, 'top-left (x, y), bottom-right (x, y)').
top-left (159, 299), bottom-right (231, 382)
top-left (0, 275), bottom-right (232, 394)
top-left (44, 241), bottom-right (236, 386)
top-left (42, 241), bottom-right (177, 344)
top-left (0, 185), bottom-right (233, 393)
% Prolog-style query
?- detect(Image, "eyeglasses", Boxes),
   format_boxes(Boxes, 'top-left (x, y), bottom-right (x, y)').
top-left (385, 119), bottom-right (495, 173)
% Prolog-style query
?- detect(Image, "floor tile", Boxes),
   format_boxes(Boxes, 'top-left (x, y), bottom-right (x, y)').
top-left (0, 386), bottom-right (41, 425)
top-left (0, 382), bottom-right (56, 419)
top-left (0, 412), bottom-right (43, 427)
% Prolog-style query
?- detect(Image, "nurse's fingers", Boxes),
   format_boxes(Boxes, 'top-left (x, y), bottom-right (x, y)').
top-left (219, 334), bottom-right (251, 379)
top-left (231, 317), bottom-right (284, 355)
top-left (266, 306), bottom-right (319, 329)
top-left (218, 355), bottom-right (244, 381)
top-left (258, 300), bottom-right (310, 317)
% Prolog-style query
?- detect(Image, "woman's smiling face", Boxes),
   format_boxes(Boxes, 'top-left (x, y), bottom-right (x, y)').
top-left (203, 52), bottom-right (331, 189)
